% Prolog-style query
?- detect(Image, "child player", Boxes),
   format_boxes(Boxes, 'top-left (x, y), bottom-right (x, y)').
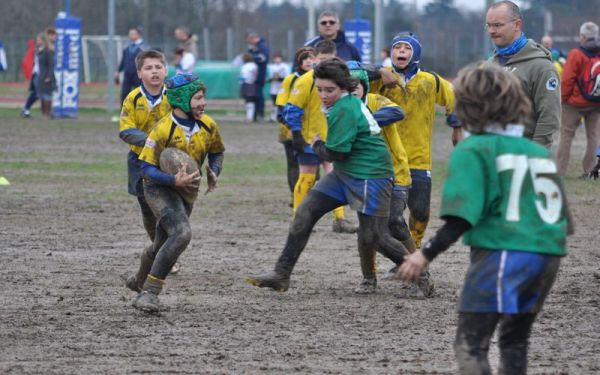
top-left (247, 59), bottom-right (430, 295)
top-left (399, 65), bottom-right (571, 374)
top-left (283, 40), bottom-right (356, 233)
top-left (275, 46), bottom-right (315, 206)
top-left (370, 32), bottom-right (462, 249)
top-left (118, 50), bottom-right (173, 266)
top-left (125, 73), bottom-right (225, 312)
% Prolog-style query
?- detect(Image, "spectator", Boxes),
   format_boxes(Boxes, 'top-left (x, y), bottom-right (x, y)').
top-left (304, 11), bottom-right (361, 62)
top-left (21, 33), bottom-right (44, 118)
top-left (172, 46), bottom-right (196, 74)
top-left (486, 1), bottom-right (560, 148)
top-left (115, 27), bottom-right (147, 104)
top-left (174, 26), bottom-right (198, 60)
top-left (268, 52), bottom-right (289, 122)
top-left (541, 35), bottom-right (567, 62)
top-left (556, 21), bottom-right (600, 177)
top-left (240, 53), bottom-right (258, 123)
top-left (37, 32), bottom-right (57, 119)
top-left (380, 47), bottom-right (392, 67)
top-left (246, 30), bottom-right (270, 122)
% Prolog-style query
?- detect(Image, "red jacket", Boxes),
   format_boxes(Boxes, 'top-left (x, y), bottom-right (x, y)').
top-left (561, 46), bottom-right (600, 107)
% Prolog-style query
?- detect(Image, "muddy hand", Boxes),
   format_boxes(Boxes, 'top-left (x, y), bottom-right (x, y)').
top-left (380, 68), bottom-right (400, 88)
top-left (175, 163), bottom-right (201, 191)
top-left (205, 165), bottom-right (218, 195)
top-left (398, 251), bottom-right (429, 281)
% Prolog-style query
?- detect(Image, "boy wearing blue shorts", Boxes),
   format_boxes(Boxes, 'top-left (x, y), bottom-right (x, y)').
top-left (399, 65), bottom-right (572, 374)
top-left (248, 59), bottom-right (430, 295)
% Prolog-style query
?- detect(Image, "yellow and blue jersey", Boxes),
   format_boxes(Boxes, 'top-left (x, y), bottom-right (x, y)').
top-left (139, 112), bottom-right (225, 170)
top-left (284, 70), bottom-right (328, 149)
top-left (365, 93), bottom-right (411, 187)
top-left (119, 85), bottom-right (171, 155)
top-left (276, 72), bottom-right (301, 142)
top-left (370, 68), bottom-right (456, 170)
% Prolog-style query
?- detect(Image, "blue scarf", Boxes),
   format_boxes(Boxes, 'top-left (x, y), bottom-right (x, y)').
top-left (495, 32), bottom-right (527, 57)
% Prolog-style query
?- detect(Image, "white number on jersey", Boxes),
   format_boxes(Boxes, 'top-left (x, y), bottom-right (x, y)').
top-left (496, 154), bottom-right (563, 224)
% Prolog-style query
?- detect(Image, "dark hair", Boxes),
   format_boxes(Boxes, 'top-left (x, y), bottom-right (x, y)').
top-left (45, 27), bottom-right (57, 36)
top-left (135, 49), bottom-right (166, 70)
top-left (294, 46), bottom-right (315, 70)
top-left (315, 40), bottom-right (337, 56)
top-left (313, 58), bottom-right (358, 92)
top-left (454, 64), bottom-right (532, 133)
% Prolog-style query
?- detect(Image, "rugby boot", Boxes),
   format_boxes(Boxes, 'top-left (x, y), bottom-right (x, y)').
top-left (353, 277), bottom-right (378, 294)
top-left (133, 275), bottom-right (164, 312)
top-left (413, 270), bottom-right (435, 298)
top-left (332, 218), bottom-right (358, 234)
top-left (381, 264), bottom-right (401, 281)
top-left (246, 270), bottom-right (290, 292)
top-left (125, 245), bottom-right (154, 292)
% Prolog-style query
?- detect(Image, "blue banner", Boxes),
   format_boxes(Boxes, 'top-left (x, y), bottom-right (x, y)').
top-left (0, 41), bottom-right (6, 71)
top-left (53, 16), bottom-right (81, 118)
top-left (344, 19), bottom-right (372, 64)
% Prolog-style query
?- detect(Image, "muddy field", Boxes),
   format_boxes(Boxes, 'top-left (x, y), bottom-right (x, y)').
top-left (1, 108), bottom-right (599, 374)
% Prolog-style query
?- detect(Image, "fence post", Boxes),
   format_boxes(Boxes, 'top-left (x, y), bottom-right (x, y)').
top-left (227, 27), bottom-right (234, 61)
top-left (203, 27), bottom-right (211, 61)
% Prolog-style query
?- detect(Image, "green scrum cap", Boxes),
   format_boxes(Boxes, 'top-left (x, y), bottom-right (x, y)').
top-left (165, 73), bottom-right (206, 114)
top-left (347, 60), bottom-right (369, 96)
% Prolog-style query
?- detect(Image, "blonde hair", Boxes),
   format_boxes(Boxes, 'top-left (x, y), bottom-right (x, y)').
top-left (454, 64), bottom-right (532, 133)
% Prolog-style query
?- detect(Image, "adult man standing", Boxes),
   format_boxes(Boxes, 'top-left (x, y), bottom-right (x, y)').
top-left (115, 27), bottom-right (147, 104)
top-left (486, 1), bottom-right (560, 148)
top-left (305, 11), bottom-right (361, 62)
top-left (556, 22), bottom-right (600, 177)
top-left (174, 26), bottom-right (198, 60)
top-left (246, 31), bottom-right (270, 122)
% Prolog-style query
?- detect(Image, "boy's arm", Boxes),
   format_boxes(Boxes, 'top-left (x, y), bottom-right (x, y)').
top-left (398, 216), bottom-right (471, 281)
top-left (312, 140), bottom-right (349, 162)
top-left (435, 76), bottom-right (463, 145)
top-left (372, 96), bottom-right (404, 127)
top-left (118, 97), bottom-right (148, 147)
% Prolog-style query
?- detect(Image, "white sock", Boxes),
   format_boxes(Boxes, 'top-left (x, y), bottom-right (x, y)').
top-left (245, 102), bottom-right (255, 122)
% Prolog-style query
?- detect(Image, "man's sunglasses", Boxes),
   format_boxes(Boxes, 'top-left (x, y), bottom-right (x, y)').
top-left (320, 20), bottom-right (337, 26)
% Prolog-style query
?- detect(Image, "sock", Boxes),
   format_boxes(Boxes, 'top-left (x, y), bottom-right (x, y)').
top-left (292, 172), bottom-right (316, 215)
top-left (245, 102), bottom-right (255, 121)
top-left (332, 206), bottom-right (345, 220)
top-left (409, 215), bottom-right (429, 249)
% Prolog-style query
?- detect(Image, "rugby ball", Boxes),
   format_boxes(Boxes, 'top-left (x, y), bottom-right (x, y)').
top-left (159, 147), bottom-right (200, 204)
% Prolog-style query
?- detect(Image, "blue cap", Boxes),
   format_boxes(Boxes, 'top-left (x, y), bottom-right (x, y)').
top-left (391, 32), bottom-right (422, 66)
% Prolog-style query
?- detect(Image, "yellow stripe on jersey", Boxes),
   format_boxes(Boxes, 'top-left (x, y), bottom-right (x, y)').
top-left (286, 70), bottom-right (328, 143)
top-left (139, 112), bottom-right (225, 169)
top-left (370, 69), bottom-right (456, 170)
top-left (365, 93), bottom-right (411, 187)
top-left (119, 86), bottom-right (171, 155)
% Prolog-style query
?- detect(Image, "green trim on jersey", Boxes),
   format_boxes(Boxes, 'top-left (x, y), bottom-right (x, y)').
top-left (440, 133), bottom-right (567, 256)
top-left (325, 94), bottom-right (393, 179)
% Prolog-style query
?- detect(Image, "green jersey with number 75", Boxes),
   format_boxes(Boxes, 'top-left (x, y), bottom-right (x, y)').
top-left (440, 127), bottom-right (569, 256)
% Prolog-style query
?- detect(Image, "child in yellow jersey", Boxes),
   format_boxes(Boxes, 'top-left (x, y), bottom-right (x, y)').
top-left (370, 32), bottom-right (462, 248)
top-left (119, 50), bottom-right (170, 242)
top-left (283, 40), bottom-right (356, 234)
top-left (276, 46), bottom-right (315, 206)
top-left (125, 73), bottom-right (225, 313)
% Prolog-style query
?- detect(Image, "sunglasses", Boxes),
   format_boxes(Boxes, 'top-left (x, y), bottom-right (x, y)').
top-left (320, 20), bottom-right (337, 26)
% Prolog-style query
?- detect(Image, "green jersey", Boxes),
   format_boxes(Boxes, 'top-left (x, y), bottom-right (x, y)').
top-left (440, 128), bottom-right (568, 256)
top-left (325, 94), bottom-right (393, 179)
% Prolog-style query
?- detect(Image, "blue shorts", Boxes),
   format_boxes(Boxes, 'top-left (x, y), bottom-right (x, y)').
top-left (459, 248), bottom-right (561, 314)
top-left (410, 169), bottom-right (431, 183)
top-left (296, 149), bottom-right (321, 166)
top-left (313, 170), bottom-right (393, 217)
top-left (127, 150), bottom-right (144, 197)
